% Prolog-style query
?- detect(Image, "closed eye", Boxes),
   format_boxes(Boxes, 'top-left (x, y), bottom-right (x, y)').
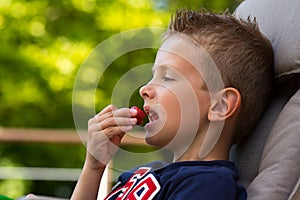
top-left (162, 76), bottom-right (175, 81)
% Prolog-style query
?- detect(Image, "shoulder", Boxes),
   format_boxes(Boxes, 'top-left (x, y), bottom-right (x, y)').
top-left (162, 160), bottom-right (239, 182)
top-left (159, 161), bottom-right (247, 199)
top-left (168, 165), bottom-right (238, 189)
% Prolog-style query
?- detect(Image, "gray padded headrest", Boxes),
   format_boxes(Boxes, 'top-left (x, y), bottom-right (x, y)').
top-left (234, 0), bottom-right (300, 79)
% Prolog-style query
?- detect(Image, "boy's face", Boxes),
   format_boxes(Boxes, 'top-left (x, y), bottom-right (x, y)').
top-left (139, 47), bottom-right (211, 150)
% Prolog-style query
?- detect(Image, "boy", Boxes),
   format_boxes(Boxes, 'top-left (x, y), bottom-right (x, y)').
top-left (71, 9), bottom-right (273, 199)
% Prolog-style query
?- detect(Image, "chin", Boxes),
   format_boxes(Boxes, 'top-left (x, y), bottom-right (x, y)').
top-left (145, 134), bottom-right (165, 148)
top-left (145, 134), bottom-right (159, 147)
top-left (145, 130), bottom-right (177, 150)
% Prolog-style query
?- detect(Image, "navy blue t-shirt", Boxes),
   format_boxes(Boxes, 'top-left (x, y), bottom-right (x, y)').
top-left (104, 160), bottom-right (247, 200)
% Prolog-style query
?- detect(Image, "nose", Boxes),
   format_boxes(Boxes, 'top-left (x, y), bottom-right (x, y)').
top-left (139, 83), bottom-right (155, 100)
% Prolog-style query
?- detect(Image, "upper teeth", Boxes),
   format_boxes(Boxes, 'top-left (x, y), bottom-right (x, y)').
top-left (148, 111), bottom-right (158, 122)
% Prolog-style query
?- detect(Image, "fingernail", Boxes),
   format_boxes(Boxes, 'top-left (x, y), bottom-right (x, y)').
top-left (130, 108), bottom-right (137, 115)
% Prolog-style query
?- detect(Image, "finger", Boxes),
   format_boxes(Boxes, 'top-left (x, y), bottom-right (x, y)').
top-left (95, 117), bottom-right (136, 132)
top-left (93, 107), bottom-right (127, 124)
top-left (102, 125), bottom-right (133, 138)
top-left (97, 107), bottom-right (132, 122)
top-left (110, 132), bottom-right (126, 146)
top-left (94, 107), bottom-right (136, 124)
top-left (112, 107), bottom-right (137, 118)
top-left (88, 122), bottom-right (102, 133)
top-left (93, 111), bottom-right (113, 124)
top-left (94, 108), bottom-right (137, 122)
top-left (89, 126), bottom-right (132, 143)
top-left (102, 116), bottom-right (137, 128)
top-left (89, 116), bottom-right (137, 133)
top-left (95, 104), bottom-right (117, 118)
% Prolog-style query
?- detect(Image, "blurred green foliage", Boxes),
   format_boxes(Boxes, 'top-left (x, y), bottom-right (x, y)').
top-left (0, 0), bottom-right (241, 198)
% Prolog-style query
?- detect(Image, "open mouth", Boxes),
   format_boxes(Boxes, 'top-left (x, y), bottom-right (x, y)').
top-left (144, 106), bottom-right (159, 123)
top-left (148, 110), bottom-right (159, 122)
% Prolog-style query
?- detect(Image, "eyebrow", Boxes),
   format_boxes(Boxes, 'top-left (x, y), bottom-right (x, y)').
top-left (152, 64), bottom-right (171, 73)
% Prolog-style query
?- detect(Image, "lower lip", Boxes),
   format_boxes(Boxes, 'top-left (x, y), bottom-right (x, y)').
top-left (144, 121), bottom-right (152, 129)
top-left (144, 119), bottom-right (157, 129)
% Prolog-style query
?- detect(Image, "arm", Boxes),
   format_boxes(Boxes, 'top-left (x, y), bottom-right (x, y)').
top-left (70, 157), bottom-right (105, 200)
top-left (71, 105), bottom-right (138, 200)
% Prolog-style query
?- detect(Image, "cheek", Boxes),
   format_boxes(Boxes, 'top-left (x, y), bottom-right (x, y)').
top-left (173, 88), bottom-right (208, 130)
top-left (158, 90), bottom-right (181, 117)
top-left (196, 91), bottom-right (211, 123)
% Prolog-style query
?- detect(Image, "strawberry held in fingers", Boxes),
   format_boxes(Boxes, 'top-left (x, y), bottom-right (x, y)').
top-left (131, 106), bottom-right (146, 126)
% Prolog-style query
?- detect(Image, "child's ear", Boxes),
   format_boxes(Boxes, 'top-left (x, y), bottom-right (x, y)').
top-left (208, 87), bottom-right (241, 121)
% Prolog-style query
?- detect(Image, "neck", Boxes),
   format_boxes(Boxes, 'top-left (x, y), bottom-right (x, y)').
top-left (174, 145), bottom-right (230, 162)
top-left (173, 129), bottom-right (232, 162)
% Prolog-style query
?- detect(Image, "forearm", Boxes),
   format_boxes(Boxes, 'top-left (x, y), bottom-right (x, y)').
top-left (71, 163), bottom-right (106, 200)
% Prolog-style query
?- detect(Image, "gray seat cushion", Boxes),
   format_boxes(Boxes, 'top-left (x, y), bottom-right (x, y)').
top-left (248, 89), bottom-right (300, 199)
top-left (231, 0), bottom-right (300, 199)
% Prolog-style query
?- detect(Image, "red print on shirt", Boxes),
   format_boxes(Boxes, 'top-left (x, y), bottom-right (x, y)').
top-left (104, 167), bottom-right (161, 200)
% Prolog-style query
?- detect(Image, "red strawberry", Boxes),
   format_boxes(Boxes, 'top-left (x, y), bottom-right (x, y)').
top-left (131, 106), bottom-right (146, 126)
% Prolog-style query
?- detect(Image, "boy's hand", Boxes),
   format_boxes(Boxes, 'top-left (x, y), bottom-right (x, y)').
top-left (85, 105), bottom-right (138, 170)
